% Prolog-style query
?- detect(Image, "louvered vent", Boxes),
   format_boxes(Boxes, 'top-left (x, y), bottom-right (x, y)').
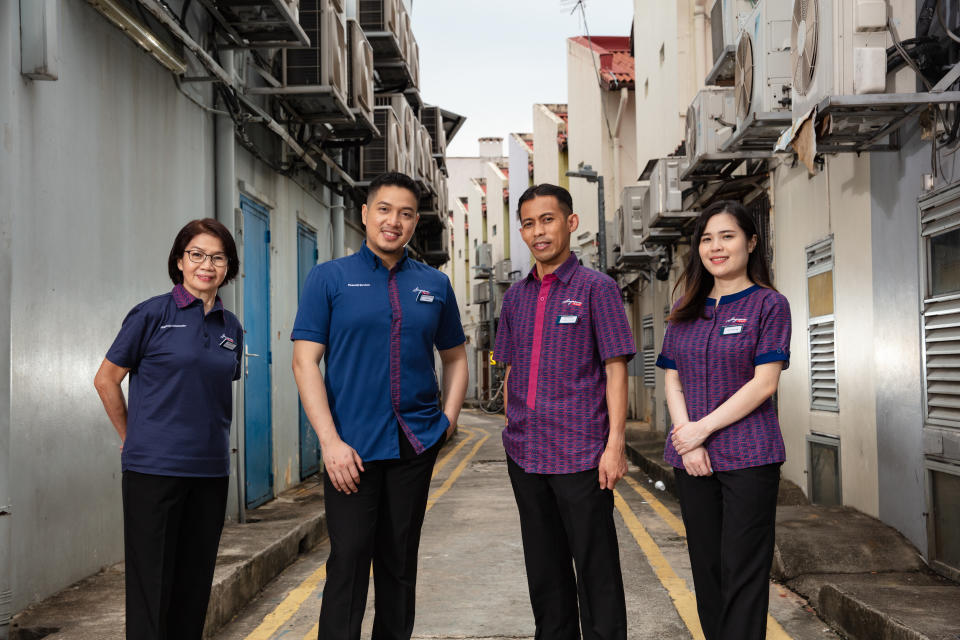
top-left (921, 198), bottom-right (960, 427)
top-left (806, 238), bottom-right (838, 412)
top-left (642, 315), bottom-right (656, 388)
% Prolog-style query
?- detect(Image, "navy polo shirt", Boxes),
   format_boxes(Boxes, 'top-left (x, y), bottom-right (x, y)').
top-left (106, 284), bottom-right (243, 477)
top-left (291, 243), bottom-right (465, 461)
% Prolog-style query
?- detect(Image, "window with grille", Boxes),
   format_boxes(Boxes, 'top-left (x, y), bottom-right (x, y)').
top-left (806, 238), bottom-right (838, 411)
top-left (921, 194), bottom-right (960, 428)
top-left (642, 315), bottom-right (655, 387)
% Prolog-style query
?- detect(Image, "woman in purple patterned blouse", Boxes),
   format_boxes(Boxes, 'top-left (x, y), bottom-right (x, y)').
top-left (656, 200), bottom-right (792, 640)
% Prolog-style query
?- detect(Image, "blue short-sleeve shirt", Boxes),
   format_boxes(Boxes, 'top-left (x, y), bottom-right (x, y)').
top-left (291, 243), bottom-right (465, 461)
top-left (656, 285), bottom-right (791, 471)
top-left (105, 284), bottom-right (243, 477)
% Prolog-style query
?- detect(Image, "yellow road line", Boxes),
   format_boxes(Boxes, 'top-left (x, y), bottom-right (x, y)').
top-left (425, 428), bottom-right (489, 511)
top-left (432, 426), bottom-right (475, 479)
top-left (302, 622), bottom-right (318, 640)
top-left (245, 426), bottom-right (489, 640)
top-left (614, 489), bottom-right (705, 639)
top-left (243, 564), bottom-right (326, 640)
top-left (617, 481), bottom-right (793, 639)
top-left (622, 475), bottom-right (686, 537)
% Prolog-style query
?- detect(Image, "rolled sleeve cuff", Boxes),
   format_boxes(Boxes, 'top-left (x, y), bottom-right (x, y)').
top-left (436, 335), bottom-right (467, 351)
top-left (754, 349), bottom-right (790, 369)
top-left (290, 329), bottom-right (328, 344)
top-left (655, 354), bottom-right (676, 370)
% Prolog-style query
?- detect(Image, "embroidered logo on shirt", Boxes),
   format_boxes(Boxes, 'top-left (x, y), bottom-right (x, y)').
top-left (347, 283), bottom-right (371, 287)
top-left (159, 324), bottom-right (187, 329)
top-left (726, 317), bottom-right (748, 324)
top-left (562, 299), bottom-right (583, 307)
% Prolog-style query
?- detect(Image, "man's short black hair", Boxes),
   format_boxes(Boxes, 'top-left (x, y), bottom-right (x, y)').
top-left (517, 183), bottom-right (573, 217)
top-left (367, 172), bottom-right (421, 206)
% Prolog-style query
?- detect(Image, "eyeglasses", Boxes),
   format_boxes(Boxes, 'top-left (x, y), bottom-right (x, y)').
top-left (184, 249), bottom-right (228, 268)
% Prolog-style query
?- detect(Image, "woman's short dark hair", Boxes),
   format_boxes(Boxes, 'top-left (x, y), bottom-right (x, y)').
top-left (517, 183), bottom-right (573, 217)
top-left (167, 218), bottom-right (240, 286)
top-left (367, 172), bottom-right (421, 205)
top-left (668, 200), bottom-right (775, 323)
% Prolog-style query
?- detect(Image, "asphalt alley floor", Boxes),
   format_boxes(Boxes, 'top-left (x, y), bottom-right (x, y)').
top-left (212, 410), bottom-right (838, 640)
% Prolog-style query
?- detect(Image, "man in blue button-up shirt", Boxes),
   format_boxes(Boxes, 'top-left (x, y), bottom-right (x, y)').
top-left (292, 172), bottom-right (467, 640)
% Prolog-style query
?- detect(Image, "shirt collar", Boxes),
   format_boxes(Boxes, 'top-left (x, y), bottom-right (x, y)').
top-left (172, 284), bottom-right (224, 313)
top-left (359, 241), bottom-right (409, 272)
top-left (527, 253), bottom-right (579, 284)
top-left (705, 284), bottom-right (760, 306)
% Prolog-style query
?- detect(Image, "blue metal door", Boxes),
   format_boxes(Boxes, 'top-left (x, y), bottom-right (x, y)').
top-left (242, 197), bottom-right (273, 508)
top-left (297, 223), bottom-right (321, 479)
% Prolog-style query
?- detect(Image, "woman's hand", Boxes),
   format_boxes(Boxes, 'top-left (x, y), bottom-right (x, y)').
top-left (321, 436), bottom-right (365, 494)
top-left (671, 420), bottom-right (711, 456)
top-left (681, 447), bottom-right (713, 477)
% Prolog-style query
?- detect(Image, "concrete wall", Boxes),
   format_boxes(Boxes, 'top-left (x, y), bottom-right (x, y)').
top-left (507, 135), bottom-right (532, 272)
top-left (532, 104), bottom-right (564, 187)
top-left (772, 155), bottom-right (880, 518)
top-left (483, 162), bottom-right (508, 264)
top-left (566, 39), bottom-right (605, 242)
top-left (0, 1), bottom-right (351, 611)
top-left (2, 1), bottom-right (217, 608)
top-left (633, 1), bottom-right (698, 162)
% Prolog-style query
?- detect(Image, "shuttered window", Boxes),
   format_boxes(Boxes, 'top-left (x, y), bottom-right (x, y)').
top-left (921, 196), bottom-right (960, 428)
top-left (642, 315), bottom-right (655, 387)
top-left (806, 238), bottom-right (838, 412)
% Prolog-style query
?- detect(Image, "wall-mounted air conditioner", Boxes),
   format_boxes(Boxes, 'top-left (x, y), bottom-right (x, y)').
top-left (685, 86), bottom-right (736, 168)
top-left (347, 19), bottom-right (375, 129)
top-left (619, 185), bottom-right (653, 261)
top-left (476, 243), bottom-right (493, 270)
top-left (409, 38), bottom-right (420, 89)
top-left (420, 106), bottom-right (446, 157)
top-left (645, 157), bottom-right (696, 229)
top-left (710, 0), bottom-right (755, 65)
top-left (287, 0), bottom-right (348, 104)
top-left (494, 259), bottom-right (514, 283)
top-left (375, 93), bottom-right (416, 175)
top-left (357, 0), bottom-right (400, 45)
top-left (361, 106), bottom-right (404, 180)
top-left (731, 0), bottom-right (792, 137)
top-left (416, 122), bottom-right (434, 185)
top-left (791, 0), bottom-right (892, 120)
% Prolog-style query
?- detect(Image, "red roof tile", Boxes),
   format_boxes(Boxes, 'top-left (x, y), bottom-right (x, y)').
top-left (568, 36), bottom-right (635, 90)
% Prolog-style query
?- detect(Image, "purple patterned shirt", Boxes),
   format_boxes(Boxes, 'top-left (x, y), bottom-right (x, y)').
top-left (494, 254), bottom-right (636, 474)
top-left (657, 285), bottom-right (791, 471)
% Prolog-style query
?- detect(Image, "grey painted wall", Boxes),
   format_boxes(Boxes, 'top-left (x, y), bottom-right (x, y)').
top-left (870, 120), bottom-right (927, 554)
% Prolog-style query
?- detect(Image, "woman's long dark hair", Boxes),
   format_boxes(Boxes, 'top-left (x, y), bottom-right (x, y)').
top-left (668, 200), bottom-right (776, 323)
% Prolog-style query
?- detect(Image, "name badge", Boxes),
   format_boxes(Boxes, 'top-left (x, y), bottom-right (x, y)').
top-left (417, 291), bottom-right (435, 303)
top-left (558, 315), bottom-right (579, 325)
top-left (721, 325), bottom-right (743, 335)
top-left (219, 337), bottom-right (238, 350)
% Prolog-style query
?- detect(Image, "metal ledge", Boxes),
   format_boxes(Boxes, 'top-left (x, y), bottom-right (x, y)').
top-left (641, 229), bottom-right (684, 246)
top-left (364, 30), bottom-right (404, 61)
top-left (246, 84), bottom-right (353, 125)
top-left (681, 151), bottom-right (771, 182)
top-left (812, 92), bottom-right (960, 153)
top-left (721, 111), bottom-right (793, 153)
top-left (205, 0), bottom-right (310, 47)
top-left (704, 45), bottom-right (736, 87)
top-left (650, 210), bottom-right (698, 229)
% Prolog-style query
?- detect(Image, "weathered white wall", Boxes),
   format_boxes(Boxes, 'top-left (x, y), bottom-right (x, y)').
top-left (483, 162), bottom-right (509, 265)
top-left (533, 104), bottom-right (564, 187)
top-left (507, 135), bottom-right (532, 272)
top-left (773, 155), bottom-right (880, 517)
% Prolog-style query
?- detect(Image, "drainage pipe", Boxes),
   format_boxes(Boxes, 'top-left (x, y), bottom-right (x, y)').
top-left (694, 0), bottom-right (708, 87)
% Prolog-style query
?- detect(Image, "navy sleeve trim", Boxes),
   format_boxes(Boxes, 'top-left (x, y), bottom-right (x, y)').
top-left (754, 349), bottom-right (789, 367)
top-left (436, 336), bottom-right (467, 351)
top-left (655, 354), bottom-right (677, 370)
top-left (290, 329), bottom-right (328, 344)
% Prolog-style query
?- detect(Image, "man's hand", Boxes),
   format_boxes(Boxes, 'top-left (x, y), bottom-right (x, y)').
top-left (444, 414), bottom-right (457, 440)
top-left (598, 444), bottom-right (628, 490)
top-left (670, 421), bottom-right (711, 456)
top-left (322, 436), bottom-right (365, 493)
top-left (681, 447), bottom-right (712, 477)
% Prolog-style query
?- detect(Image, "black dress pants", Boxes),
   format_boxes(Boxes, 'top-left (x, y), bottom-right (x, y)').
top-left (674, 463), bottom-right (781, 640)
top-left (317, 434), bottom-right (443, 640)
top-left (122, 470), bottom-right (229, 640)
top-left (506, 455), bottom-right (627, 640)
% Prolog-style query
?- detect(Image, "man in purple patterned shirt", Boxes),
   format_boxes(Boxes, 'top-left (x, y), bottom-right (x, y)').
top-left (494, 184), bottom-right (636, 640)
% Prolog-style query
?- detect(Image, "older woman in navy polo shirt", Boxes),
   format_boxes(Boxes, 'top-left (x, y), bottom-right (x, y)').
top-left (657, 200), bottom-right (791, 640)
top-left (94, 218), bottom-right (242, 640)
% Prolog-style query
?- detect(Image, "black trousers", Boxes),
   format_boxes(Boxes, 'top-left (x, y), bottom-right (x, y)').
top-left (122, 470), bottom-right (228, 640)
top-left (317, 434), bottom-right (443, 640)
top-left (506, 455), bottom-right (627, 640)
top-left (674, 463), bottom-right (781, 640)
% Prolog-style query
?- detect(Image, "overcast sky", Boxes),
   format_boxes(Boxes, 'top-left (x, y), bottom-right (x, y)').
top-left (411, 0), bottom-right (634, 157)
